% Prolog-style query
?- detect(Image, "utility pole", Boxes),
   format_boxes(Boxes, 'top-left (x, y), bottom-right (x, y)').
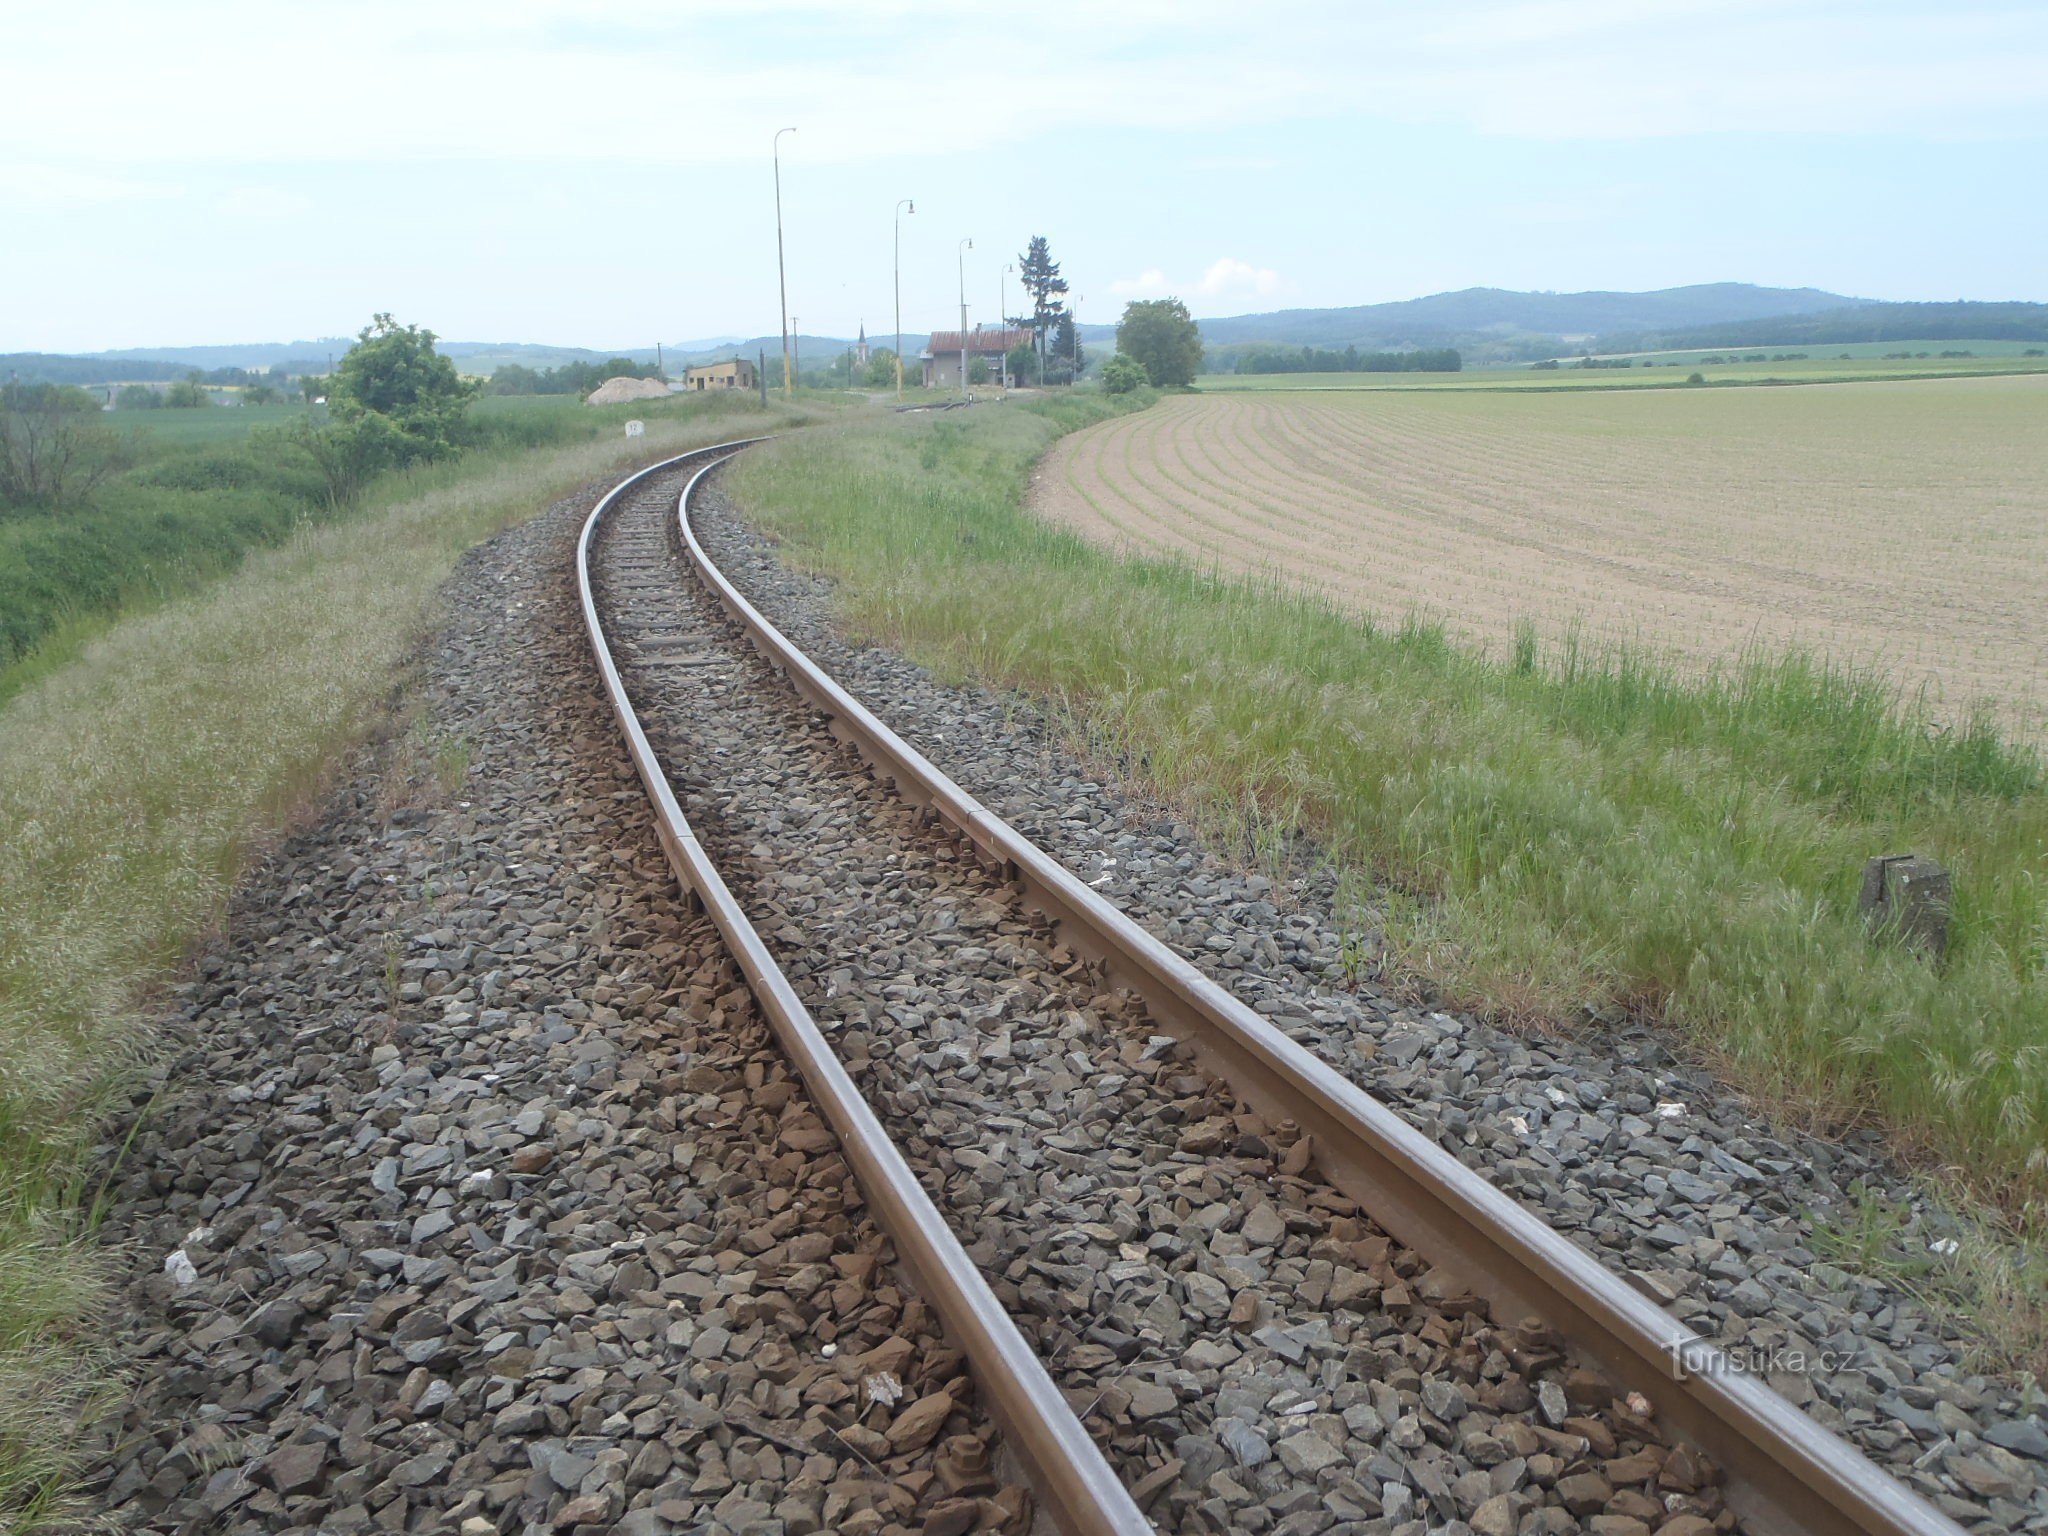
top-left (999, 262), bottom-right (1014, 395)
top-left (894, 198), bottom-right (914, 397)
top-left (791, 318), bottom-right (801, 389)
top-left (773, 126), bottom-right (796, 397)
top-left (758, 349), bottom-right (768, 408)
top-left (957, 237), bottom-right (972, 402)
top-left (656, 341), bottom-right (663, 379)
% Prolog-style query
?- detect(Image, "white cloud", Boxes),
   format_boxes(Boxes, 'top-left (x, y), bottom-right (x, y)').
top-left (1112, 259), bottom-right (1290, 307)
top-left (1194, 258), bottom-right (1287, 300)
top-left (1110, 268), bottom-right (1172, 298)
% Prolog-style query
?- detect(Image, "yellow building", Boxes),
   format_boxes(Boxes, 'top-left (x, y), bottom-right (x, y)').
top-left (683, 358), bottom-right (758, 391)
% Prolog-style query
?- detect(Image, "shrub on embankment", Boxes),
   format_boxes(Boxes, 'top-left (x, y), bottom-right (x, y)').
top-left (726, 396), bottom-right (2048, 1220)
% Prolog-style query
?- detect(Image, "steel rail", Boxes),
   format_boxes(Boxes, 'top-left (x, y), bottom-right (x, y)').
top-left (578, 444), bottom-right (1155, 1536)
top-left (671, 447), bottom-right (1968, 1536)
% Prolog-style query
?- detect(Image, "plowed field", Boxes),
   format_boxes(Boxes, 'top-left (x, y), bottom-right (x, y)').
top-left (1031, 377), bottom-right (2048, 735)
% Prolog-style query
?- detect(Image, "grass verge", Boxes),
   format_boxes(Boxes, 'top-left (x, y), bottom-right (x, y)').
top-left (0, 393), bottom-right (695, 699)
top-left (725, 395), bottom-right (2048, 1229)
top-left (0, 392), bottom-right (792, 1521)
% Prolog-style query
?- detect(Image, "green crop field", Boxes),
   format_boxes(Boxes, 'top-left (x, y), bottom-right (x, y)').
top-left (1197, 348), bottom-right (2048, 392)
top-left (109, 392), bottom-right (582, 447)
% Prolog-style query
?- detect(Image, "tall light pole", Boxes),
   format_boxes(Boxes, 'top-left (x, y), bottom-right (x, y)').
top-left (956, 237), bottom-right (972, 402)
top-left (773, 126), bottom-right (796, 396)
top-left (894, 198), bottom-right (914, 397)
top-left (999, 262), bottom-right (1015, 395)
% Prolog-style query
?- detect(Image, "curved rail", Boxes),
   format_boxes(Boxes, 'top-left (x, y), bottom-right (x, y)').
top-left (665, 445), bottom-right (1969, 1536)
top-left (578, 444), bottom-right (1154, 1536)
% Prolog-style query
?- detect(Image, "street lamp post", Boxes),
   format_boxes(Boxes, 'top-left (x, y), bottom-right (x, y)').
top-left (773, 126), bottom-right (796, 397)
top-left (894, 198), bottom-right (914, 397)
top-left (999, 262), bottom-right (1014, 395)
top-left (956, 237), bottom-right (972, 403)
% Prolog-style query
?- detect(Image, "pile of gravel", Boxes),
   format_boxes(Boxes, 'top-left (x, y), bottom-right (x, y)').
top-left (585, 377), bottom-right (672, 406)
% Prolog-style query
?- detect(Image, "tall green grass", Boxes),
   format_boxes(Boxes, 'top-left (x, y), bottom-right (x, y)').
top-left (727, 398), bottom-right (2048, 1214)
top-left (0, 391), bottom-right (794, 1523)
top-left (0, 393), bottom-right (697, 694)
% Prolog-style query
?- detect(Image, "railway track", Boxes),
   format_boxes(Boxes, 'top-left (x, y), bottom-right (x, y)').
top-left (578, 441), bottom-right (1970, 1536)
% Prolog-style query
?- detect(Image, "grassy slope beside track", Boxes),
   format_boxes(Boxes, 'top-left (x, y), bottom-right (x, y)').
top-left (726, 396), bottom-right (2048, 1229)
top-left (1, 395), bottom-right (664, 702)
top-left (0, 393), bottom-right (794, 1522)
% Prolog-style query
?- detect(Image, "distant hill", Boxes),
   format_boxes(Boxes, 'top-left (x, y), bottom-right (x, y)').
top-left (2, 353), bottom-right (200, 387)
top-left (82, 339), bottom-right (357, 370)
top-left (0, 333), bottom-right (886, 386)
top-left (1597, 300), bottom-right (2048, 351)
top-left (31, 286), bottom-right (2042, 386)
top-left (1071, 283), bottom-right (1870, 364)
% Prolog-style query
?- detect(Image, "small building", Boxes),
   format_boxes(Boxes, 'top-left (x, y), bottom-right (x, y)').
top-left (683, 358), bottom-right (757, 392)
top-left (921, 326), bottom-right (1032, 389)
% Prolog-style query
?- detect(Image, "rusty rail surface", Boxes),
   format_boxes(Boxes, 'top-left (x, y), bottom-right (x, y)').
top-left (657, 444), bottom-right (1969, 1536)
top-left (578, 444), bottom-right (1155, 1536)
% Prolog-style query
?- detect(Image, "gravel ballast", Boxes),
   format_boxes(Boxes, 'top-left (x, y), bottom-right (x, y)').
top-left (687, 472), bottom-right (2047, 1536)
top-left (594, 474), bottom-right (1735, 1536)
top-left (79, 469), bottom-right (1028, 1536)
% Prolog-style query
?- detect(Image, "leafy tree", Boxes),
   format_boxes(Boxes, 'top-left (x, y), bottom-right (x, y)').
top-left (163, 375), bottom-right (212, 408)
top-left (1116, 298), bottom-right (1202, 388)
top-left (1015, 235), bottom-right (1069, 371)
top-left (330, 314), bottom-right (479, 466)
top-left (863, 348), bottom-right (899, 388)
top-left (242, 383), bottom-right (281, 406)
top-left (1004, 341), bottom-right (1037, 386)
top-left (968, 357), bottom-right (991, 385)
top-left (1046, 313), bottom-right (1082, 383)
top-left (115, 384), bottom-right (161, 410)
top-left (1099, 353), bottom-right (1149, 395)
top-left (0, 383), bottom-right (133, 509)
top-left (488, 363), bottom-right (540, 396)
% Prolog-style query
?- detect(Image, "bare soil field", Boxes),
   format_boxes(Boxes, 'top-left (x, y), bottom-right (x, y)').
top-left (1032, 376), bottom-right (2048, 736)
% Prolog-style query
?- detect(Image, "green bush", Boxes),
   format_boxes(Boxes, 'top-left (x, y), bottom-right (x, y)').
top-left (1100, 353), bottom-right (1150, 395)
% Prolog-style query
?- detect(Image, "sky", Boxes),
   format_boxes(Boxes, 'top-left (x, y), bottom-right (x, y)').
top-left (5, 0), bottom-right (2046, 353)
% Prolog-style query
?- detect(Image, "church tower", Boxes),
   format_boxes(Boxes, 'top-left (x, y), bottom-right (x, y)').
top-left (856, 323), bottom-right (870, 366)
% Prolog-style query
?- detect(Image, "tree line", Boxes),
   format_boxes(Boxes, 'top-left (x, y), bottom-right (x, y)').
top-left (1234, 345), bottom-right (1462, 375)
top-left (485, 357), bottom-right (664, 396)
